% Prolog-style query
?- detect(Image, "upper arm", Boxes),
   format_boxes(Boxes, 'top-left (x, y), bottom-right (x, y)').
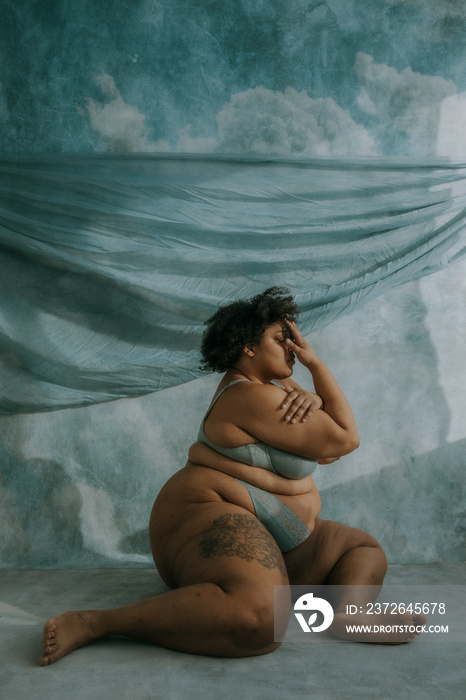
top-left (236, 384), bottom-right (357, 459)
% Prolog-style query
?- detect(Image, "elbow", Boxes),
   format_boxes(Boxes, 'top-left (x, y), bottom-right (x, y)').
top-left (331, 432), bottom-right (359, 457)
top-left (344, 433), bottom-right (359, 454)
top-left (317, 433), bottom-right (359, 460)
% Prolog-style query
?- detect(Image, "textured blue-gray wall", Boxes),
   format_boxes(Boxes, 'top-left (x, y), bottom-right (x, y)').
top-left (1, 0), bottom-right (465, 566)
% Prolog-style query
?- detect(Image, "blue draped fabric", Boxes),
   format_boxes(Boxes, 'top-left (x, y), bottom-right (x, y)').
top-left (1, 153), bottom-right (466, 414)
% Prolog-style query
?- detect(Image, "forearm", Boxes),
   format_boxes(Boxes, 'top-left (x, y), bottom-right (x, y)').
top-left (188, 442), bottom-right (313, 495)
top-left (285, 320), bottom-right (358, 446)
top-left (306, 359), bottom-right (358, 439)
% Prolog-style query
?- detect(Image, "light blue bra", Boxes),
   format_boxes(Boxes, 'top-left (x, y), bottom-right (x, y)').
top-left (198, 378), bottom-right (318, 479)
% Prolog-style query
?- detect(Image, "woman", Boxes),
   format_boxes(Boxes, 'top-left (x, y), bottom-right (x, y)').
top-left (40, 287), bottom-right (425, 666)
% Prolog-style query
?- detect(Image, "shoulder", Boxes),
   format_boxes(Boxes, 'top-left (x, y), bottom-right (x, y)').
top-left (232, 381), bottom-right (287, 413)
top-left (233, 380), bottom-right (286, 396)
top-left (209, 378), bottom-right (287, 423)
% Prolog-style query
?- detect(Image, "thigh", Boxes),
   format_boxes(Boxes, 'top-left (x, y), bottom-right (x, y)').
top-left (173, 503), bottom-right (289, 587)
top-left (283, 518), bottom-right (381, 586)
top-left (154, 500), bottom-right (289, 603)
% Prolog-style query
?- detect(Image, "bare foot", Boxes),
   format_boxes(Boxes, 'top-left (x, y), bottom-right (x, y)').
top-left (330, 610), bottom-right (428, 644)
top-left (40, 611), bottom-right (99, 666)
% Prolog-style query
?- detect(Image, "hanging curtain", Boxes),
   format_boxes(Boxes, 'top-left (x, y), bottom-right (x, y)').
top-left (1, 153), bottom-right (466, 414)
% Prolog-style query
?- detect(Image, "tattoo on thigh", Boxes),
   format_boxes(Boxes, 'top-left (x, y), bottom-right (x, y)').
top-left (198, 513), bottom-right (286, 576)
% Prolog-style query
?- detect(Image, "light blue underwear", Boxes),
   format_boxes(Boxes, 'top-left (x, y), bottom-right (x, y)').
top-left (235, 478), bottom-right (311, 553)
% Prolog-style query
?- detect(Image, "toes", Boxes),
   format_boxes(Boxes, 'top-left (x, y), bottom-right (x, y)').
top-left (43, 619), bottom-right (56, 641)
top-left (412, 614), bottom-right (427, 631)
top-left (404, 630), bottom-right (417, 642)
top-left (40, 651), bottom-right (59, 667)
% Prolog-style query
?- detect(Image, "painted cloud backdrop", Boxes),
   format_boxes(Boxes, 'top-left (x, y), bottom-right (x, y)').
top-left (2, 0), bottom-right (466, 158)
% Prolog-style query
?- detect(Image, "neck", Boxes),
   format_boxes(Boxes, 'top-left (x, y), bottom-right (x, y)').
top-left (231, 365), bottom-right (254, 382)
top-left (230, 362), bottom-right (272, 385)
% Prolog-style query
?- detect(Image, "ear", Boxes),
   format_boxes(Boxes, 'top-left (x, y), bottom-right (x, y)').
top-left (243, 346), bottom-right (255, 358)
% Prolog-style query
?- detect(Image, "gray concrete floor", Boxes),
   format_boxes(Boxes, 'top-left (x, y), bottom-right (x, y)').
top-left (1, 564), bottom-right (464, 700)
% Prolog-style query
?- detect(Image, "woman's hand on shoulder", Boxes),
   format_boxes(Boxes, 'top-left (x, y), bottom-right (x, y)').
top-left (280, 385), bottom-right (323, 424)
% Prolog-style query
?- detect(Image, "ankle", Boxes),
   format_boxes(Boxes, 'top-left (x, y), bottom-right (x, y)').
top-left (80, 609), bottom-right (110, 641)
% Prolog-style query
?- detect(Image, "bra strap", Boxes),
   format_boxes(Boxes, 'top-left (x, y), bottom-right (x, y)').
top-left (204, 378), bottom-right (251, 418)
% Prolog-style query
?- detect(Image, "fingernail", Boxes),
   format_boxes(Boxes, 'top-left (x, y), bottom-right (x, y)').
top-left (286, 415), bottom-right (290, 421)
top-left (291, 418), bottom-right (296, 424)
top-left (302, 418), bottom-right (306, 423)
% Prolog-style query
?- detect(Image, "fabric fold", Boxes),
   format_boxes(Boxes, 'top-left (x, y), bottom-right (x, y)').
top-left (1, 153), bottom-right (466, 414)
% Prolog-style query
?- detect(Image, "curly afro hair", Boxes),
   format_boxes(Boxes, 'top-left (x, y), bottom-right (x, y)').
top-left (200, 286), bottom-right (299, 373)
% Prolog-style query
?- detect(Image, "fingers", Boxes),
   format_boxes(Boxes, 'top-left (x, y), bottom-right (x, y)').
top-left (284, 321), bottom-right (306, 356)
top-left (285, 396), bottom-right (307, 423)
top-left (290, 403), bottom-right (308, 423)
top-left (285, 318), bottom-right (304, 344)
top-left (281, 391), bottom-right (323, 423)
top-left (285, 319), bottom-right (320, 368)
top-left (301, 396), bottom-right (323, 417)
top-left (284, 337), bottom-right (299, 352)
top-left (281, 389), bottom-right (300, 422)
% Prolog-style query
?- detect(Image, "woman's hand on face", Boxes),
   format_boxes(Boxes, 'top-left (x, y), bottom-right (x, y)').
top-left (285, 319), bottom-right (320, 368)
top-left (281, 387), bottom-right (323, 423)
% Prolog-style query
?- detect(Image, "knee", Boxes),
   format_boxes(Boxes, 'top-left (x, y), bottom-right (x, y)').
top-left (361, 536), bottom-right (388, 580)
top-left (365, 532), bottom-right (387, 562)
top-left (337, 532), bottom-right (388, 583)
top-left (374, 541), bottom-right (388, 577)
top-left (231, 600), bottom-right (282, 654)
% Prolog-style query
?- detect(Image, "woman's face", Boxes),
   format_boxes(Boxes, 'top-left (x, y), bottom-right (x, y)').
top-left (249, 322), bottom-right (295, 381)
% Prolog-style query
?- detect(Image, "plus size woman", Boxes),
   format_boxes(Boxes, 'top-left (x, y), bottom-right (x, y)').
top-left (40, 287), bottom-right (426, 666)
